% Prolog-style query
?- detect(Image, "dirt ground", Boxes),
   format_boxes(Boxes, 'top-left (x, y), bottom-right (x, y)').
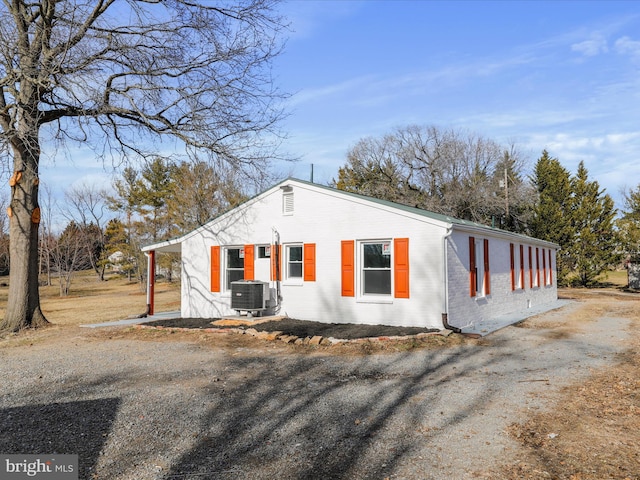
top-left (495, 288), bottom-right (640, 480)
top-left (137, 289), bottom-right (640, 479)
top-left (0, 286), bottom-right (639, 479)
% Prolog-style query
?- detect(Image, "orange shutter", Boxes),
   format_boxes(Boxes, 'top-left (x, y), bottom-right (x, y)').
top-left (542, 248), bottom-right (547, 285)
top-left (244, 244), bottom-right (254, 280)
top-left (304, 243), bottom-right (316, 281)
top-left (469, 236), bottom-right (476, 297)
top-left (270, 244), bottom-right (282, 281)
top-left (510, 243), bottom-right (515, 291)
top-left (519, 245), bottom-right (525, 289)
top-left (483, 239), bottom-right (490, 295)
top-left (536, 247), bottom-right (540, 286)
top-left (548, 250), bottom-right (553, 285)
top-left (341, 240), bottom-right (355, 297)
top-left (210, 246), bottom-right (220, 292)
top-left (394, 238), bottom-right (410, 298)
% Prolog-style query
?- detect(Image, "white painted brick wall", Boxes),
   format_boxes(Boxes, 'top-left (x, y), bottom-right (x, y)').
top-left (175, 179), bottom-right (558, 331)
top-left (180, 181), bottom-right (449, 329)
top-left (446, 230), bottom-right (558, 329)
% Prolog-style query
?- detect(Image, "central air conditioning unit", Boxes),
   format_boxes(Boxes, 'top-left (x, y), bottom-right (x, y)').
top-left (230, 280), bottom-right (269, 315)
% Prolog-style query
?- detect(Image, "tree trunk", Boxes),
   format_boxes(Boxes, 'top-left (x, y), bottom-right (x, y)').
top-left (0, 146), bottom-right (48, 332)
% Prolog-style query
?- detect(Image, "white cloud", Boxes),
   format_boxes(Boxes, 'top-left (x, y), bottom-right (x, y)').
top-left (614, 36), bottom-right (640, 56)
top-left (287, 75), bottom-right (376, 107)
top-left (571, 33), bottom-right (608, 56)
top-left (282, 0), bottom-right (364, 39)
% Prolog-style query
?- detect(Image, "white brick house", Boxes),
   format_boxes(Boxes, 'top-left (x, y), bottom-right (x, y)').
top-left (142, 178), bottom-right (559, 332)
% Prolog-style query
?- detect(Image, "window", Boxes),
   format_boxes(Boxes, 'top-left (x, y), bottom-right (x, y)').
top-left (342, 239), bottom-right (409, 299)
top-left (225, 247), bottom-right (244, 289)
top-left (362, 241), bottom-right (392, 295)
top-left (519, 245), bottom-right (525, 289)
top-left (470, 237), bottom-right (489, 297)
top-left (514, 244), bottom-right (521, 289)
top-left (476, 241), bottom-right (483, 294)
top-left (258, 245), bottom-right (271, 258)
top-left (528, 246), bottom-right (533, 288)
top-left (285, 245), bottom-right (303, 280)
top-left (511, 243), bottom-right (524, 290)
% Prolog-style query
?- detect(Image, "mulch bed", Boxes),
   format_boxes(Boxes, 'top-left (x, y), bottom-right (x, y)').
top-left (145, 317), bottom-right (440, 340)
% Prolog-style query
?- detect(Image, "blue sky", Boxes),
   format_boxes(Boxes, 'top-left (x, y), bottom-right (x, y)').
top-left (272, 0), bottom-right (640, 208)
top-left (41, 0), bottom-right (640, 211)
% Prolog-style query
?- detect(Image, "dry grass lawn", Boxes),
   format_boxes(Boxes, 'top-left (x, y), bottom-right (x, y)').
top-left (0, 270), bottom-right (181, 326)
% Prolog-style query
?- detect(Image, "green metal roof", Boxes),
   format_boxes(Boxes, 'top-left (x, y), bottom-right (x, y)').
top-left (287, 177), bottom-right (559, 248)
top-left (143, 176), bottom-right (559, 252)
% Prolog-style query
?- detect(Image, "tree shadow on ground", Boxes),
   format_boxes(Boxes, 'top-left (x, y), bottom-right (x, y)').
top-left (0, 398), bottom-right (120, 479)
top-left (158, 339), bottom-right (516, 480)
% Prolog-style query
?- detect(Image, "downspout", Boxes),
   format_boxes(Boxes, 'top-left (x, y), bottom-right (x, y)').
top-left (272, 227), bottom-right (282, 312)
top-left (442, 227), bottom-right (461, 333)
top-left (138, 250), bottom-right (156, 318)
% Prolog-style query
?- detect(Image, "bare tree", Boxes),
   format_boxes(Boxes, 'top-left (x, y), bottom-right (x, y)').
top-left (0, 0), bottom-right (288, 331)
top-left (335, 125), bottom-right (535, 231)
top-left (49, 221), bottom-right (95, 296)
top-left (38, 183), bottom-right (57, 287)
top-left (64, 182), bottom-right (109, 280)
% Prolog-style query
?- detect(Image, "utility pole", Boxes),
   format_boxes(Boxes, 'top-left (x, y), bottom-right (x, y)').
top-left (504, 167), bottom-right (509, 219)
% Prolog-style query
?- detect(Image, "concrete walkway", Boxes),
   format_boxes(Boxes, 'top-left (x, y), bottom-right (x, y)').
top-left (79, 310), bottom-right (180, 328)
top-left (460, 299), bottom-right (572, 335)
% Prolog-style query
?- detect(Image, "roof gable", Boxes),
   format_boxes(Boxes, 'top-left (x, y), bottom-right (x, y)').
top-left (143, 177), bottom-right (559, 252)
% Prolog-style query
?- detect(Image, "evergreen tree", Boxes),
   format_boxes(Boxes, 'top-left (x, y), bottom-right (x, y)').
top-left (530, 150), bottom-right (573, 283)
top-left (617, 185), bottom-right (640, 264)
top-left (137, 158), bottom-right (176, 243)
top-left (103, 219), bottom-right (140, 283)
top-left (166, 161), bottom-right (246, 234)
top-left (106, 169), bottom-right (146, 282)
top-left (569, 162), bottom-right (619, 286)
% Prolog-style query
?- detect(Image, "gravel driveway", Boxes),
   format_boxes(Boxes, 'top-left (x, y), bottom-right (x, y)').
top-left (0, 300), bottom-right (631, 480)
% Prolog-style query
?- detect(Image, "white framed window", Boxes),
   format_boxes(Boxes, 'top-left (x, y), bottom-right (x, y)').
top-left (225, 247), bottom-right (244, 290)
top-left (470, 237), bottom-right (491, 297)
top-left (258, 245), bottom-right (271, 258)
top-left (285, 244), bottom-right (303, 281)
top-left (514, 243), bottom-right (522, 289)
top-left (474, 239), bottom-right (485, 296)
top-left (360, 241), bottom-right (392, 296)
